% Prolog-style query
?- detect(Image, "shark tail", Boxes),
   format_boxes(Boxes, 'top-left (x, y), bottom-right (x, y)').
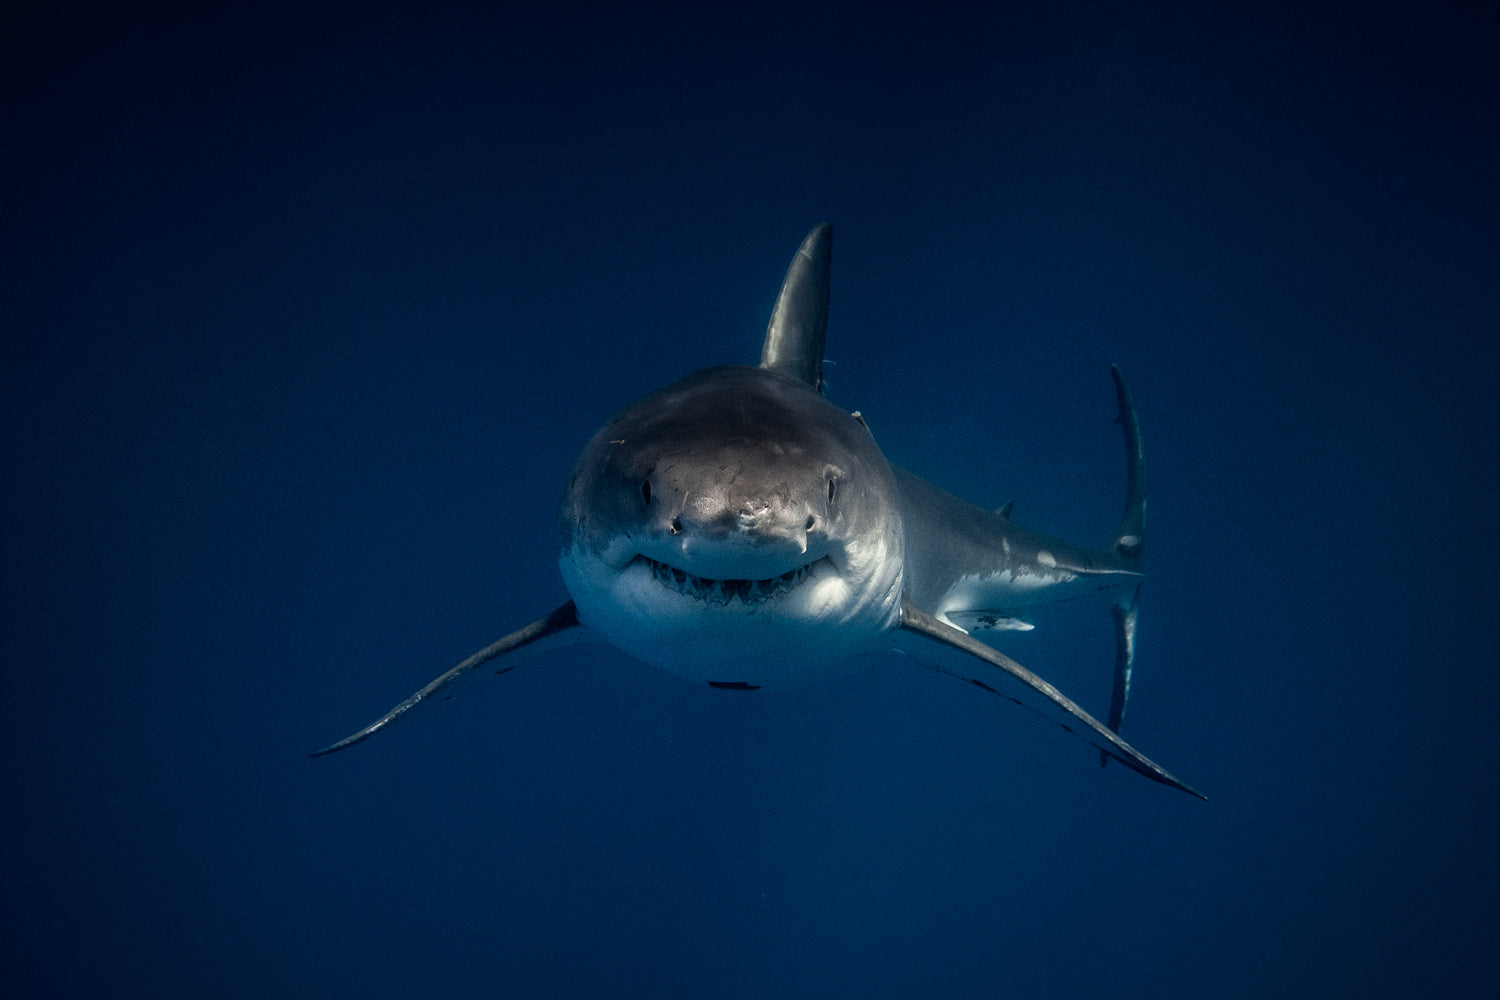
top-left (1109, 364), bottom-right (1147, 564)
top-left (1102, 366), bottom-right (1147, 766)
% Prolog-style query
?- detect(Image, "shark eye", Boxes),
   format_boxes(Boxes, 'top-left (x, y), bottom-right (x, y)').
top-left (827, 478), bottom-right (837, 506)
top-left (641, 480), bottom-right (652, 505)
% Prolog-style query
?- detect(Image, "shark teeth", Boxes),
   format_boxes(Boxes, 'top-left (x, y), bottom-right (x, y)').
top-left (644, 557), bottom-right (814, 605)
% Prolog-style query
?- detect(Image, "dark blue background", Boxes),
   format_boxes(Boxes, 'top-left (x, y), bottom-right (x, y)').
top-left (6, 3), bottom-right (1495, 997)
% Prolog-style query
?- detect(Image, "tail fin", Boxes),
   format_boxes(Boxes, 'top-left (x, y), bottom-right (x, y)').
top-left (1102, 366), bottom-right (1148, 766)
top-left (1110, 364), bottom-right (1147, 563)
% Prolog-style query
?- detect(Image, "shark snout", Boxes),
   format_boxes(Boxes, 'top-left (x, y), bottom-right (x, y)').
top-left (732, 500), bottom-right (815, 544)
top-left (644, 493), bottom-right (822, 580)
top-left (682, 494), bottom-right (814, 545)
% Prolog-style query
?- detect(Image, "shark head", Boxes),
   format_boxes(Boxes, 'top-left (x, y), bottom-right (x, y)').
top-left (558, 364), bottom-right (904, 688)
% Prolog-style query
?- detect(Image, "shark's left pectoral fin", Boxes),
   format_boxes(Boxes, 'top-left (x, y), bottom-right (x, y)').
top-left (893, 597), bottom-right (1203, 799)
top-left (309, 602), bottom-right (589, 757)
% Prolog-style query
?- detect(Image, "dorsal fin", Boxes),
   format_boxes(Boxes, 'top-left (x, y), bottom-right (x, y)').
top-left (759, 224), bottom-right (832, 392)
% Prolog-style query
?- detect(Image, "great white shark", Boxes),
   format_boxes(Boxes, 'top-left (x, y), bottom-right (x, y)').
top-left (313, 225), bottom-right (1202, 798)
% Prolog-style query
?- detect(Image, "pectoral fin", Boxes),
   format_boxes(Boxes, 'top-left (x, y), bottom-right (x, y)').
top-left (309, 602), bottom-right (588, 757)
top-left (893, 597), bottom-right (1202, 798)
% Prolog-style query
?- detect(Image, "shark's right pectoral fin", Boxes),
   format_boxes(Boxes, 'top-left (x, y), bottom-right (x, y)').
top-left (308, 601), bottom-right (589, 757)
top-left (893, 597), bottom-right (1202, 799)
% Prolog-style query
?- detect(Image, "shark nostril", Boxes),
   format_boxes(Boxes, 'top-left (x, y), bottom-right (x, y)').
top-left (805, 515), bottom-right (817, 532)
top-left (669, 518), bottom-right (682, 535)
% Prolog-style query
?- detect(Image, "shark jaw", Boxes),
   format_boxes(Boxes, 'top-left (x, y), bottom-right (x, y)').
top-left (640, 554), bottom-right (825, 606)
top-left (559, 542), bottom-right (902, 690)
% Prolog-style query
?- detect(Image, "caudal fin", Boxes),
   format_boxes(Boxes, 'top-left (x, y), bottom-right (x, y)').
top-left (1110, 364), bottom-right (1147, 563)
top-left (1102, 366), bottom-right (1147, 765)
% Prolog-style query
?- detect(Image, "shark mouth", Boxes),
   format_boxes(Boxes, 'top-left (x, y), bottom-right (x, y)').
top-left (642, 556), bottom-right (822, 605)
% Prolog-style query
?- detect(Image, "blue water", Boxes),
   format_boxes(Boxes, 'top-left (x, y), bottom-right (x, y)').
top-left (6, 5), bottom-right (1495, 997)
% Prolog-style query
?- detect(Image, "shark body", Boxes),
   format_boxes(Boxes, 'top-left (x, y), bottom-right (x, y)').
top-left (313, 225), bottom-right (1200, 798)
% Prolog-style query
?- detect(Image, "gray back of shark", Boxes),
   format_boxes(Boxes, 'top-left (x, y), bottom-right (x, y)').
top-left (312, 225), bottom-right (1200, 799)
